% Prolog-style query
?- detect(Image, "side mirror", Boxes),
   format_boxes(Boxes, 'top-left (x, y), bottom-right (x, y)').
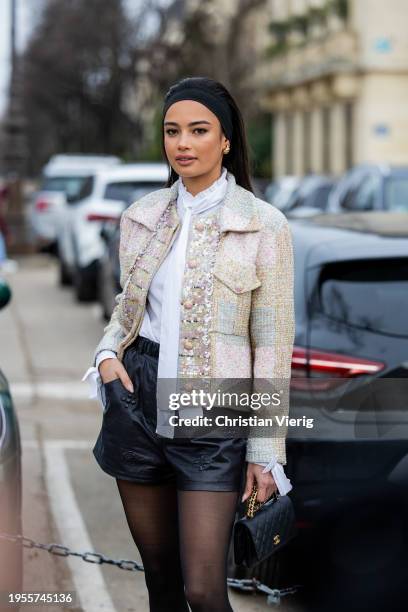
top-left (0, 278), bottom-right (11, 310)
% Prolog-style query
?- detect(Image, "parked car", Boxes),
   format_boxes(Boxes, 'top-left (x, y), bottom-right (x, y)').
top-left (98, 188), bottom-right (143, 321)
top-left (228, 211), bottom-right (408, 611)
top-left (98, 219), bottom-right (122, 321)
top-left (0, 230), bottom-right (6, 264)
top-left (0, 278), bottom-right (23, 596)
top-left (285, 174), bottom-right (336, 218)
top-left (28, 154), bottom-right (121, 253)
top-left (265, 176), bottom-right (301, 211)
top-left (59, 163), bottom-right (169, 301)
top-left (327, 164), bottom-right (408, 213)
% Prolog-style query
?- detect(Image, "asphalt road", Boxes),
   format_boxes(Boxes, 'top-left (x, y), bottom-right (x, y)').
top-left (1, 254), bottom-right (302, 612)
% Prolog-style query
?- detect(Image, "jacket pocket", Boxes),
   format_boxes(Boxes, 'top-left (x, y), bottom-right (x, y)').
top-left (213, 260), bottom-right (261, 336)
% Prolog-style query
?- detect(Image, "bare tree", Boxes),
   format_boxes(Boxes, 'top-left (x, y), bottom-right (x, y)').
top-left (21, 0), bottom-right (270, 174)
top-left (136, 0), bottom-right (270, 172)
top-left (22, 0), bottom-right (141, 173)
top-left (143, 0), bottom-right (268, 119)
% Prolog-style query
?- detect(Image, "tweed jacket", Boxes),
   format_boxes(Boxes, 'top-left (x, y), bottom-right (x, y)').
top-left (93, 171), bottom-right (295, 464)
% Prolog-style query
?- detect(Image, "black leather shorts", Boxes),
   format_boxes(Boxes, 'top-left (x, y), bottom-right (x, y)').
top-left (93, 336), bottom-right (247, 491)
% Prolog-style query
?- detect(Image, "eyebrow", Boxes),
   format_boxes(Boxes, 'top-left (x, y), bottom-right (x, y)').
top-left (163, 120), bottom-right (212, 127)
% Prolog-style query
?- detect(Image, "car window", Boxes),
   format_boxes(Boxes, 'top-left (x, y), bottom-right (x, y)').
top-left (353, 174), bottom-right (381, 210)
top-left (265, 184), bottom-right (279, 204)
top-left (339, 186), bottom-right (356, 210)
top-left (305, 184), bottom-right (333, 210)
top-left (41, 175), bottom-right (92, 199)
top-left (318, 258), bottom-right (408, 336)
top-left (275, 185), bottom-right (300, 211)
top-left (104, 181), bottom-right (164, 202)
top-left (286, 188), bottom-right (300, 210)
top-left (384, 176), bottom-right (408, 211)
top-left (76, 176), bottom-right (95, 201)
top-left (338, 170), bottom-right (366, 210)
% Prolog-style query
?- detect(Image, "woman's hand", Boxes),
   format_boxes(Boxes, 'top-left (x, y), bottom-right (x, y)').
top-left (98, 358), bottom-right (134, 393)
top-left (241, 463), bottom-right (277, 503)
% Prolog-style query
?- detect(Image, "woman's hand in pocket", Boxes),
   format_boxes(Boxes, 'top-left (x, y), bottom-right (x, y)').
top-left (98, 358), bottom-right (134, 393)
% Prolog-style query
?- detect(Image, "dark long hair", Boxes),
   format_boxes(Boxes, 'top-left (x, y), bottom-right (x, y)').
top-left (161, 77), bottom-right (254, 193)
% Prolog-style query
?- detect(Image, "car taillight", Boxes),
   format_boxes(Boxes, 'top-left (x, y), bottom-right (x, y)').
top-left (86, 213), bottom-right (119, 222)
top-left (35, 199), bottom-right (50, 212)
top-left (291, 346), bottom-right (385, 390)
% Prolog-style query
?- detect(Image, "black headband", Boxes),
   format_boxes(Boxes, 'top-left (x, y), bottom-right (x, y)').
top-left (163, 87), bottom-right (233, 142)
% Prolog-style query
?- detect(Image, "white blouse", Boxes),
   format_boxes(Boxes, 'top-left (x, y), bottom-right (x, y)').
top-left (82, 167), bottom-right (292, 495)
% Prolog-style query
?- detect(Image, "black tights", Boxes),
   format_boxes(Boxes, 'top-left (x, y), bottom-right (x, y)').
top-left (116, 479), bottom-right (239, 612)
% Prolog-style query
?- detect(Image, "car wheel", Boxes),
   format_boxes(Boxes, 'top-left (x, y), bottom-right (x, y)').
top-left (59, 258), bottom-right (72, 286)
top-left (97, 263), bottom-right (111, 321)
top-left (73, 261), bottom-right (98, 302)
top-left (39, 240), bottom-right (58, 257)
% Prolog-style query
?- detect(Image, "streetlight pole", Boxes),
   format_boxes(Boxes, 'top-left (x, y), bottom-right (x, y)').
top-left (11, 0), bottom-right (16, 75)
top-left (4, 0), bottom-right (27, 177)
top-left (1, 0), bottom-right (30, 253)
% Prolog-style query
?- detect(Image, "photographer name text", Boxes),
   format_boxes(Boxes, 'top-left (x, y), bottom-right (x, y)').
top-left (168, 414), bottom-right (314, 429)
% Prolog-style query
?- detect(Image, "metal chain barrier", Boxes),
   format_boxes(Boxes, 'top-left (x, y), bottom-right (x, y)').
top-left (0, 531), bottom-right (302, 606)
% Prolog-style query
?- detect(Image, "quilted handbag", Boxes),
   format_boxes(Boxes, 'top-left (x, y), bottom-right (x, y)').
top-left (233, 484), bottom-right (297, 568)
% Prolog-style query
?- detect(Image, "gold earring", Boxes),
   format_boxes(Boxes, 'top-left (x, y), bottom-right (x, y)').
top-left (223, 145), bottom-right (230, 154)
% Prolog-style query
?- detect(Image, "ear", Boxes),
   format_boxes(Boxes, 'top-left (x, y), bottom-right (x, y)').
top-left (220, 127), bottom-right (229, 148)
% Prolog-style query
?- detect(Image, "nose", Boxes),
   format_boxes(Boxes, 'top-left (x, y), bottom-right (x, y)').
top-left (177, 131), bottom-right (191, 150)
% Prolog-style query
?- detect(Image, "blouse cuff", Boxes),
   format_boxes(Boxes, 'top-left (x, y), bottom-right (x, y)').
top-left (81, 350), bottom-right (116, 401)
top-left (253, 458), bottom-right (293, 496)
top-left (96, 350), bottom-right (117, 369)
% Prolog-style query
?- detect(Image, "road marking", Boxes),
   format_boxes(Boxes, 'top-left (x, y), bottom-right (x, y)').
top-left (43, 439), bottom-right (117, 612)
top-left (10, 382), bottom-right (93, 400)
top-left (21, 439), bottom-right (41, 450)
top-left (23, 440), bottom-right (93, 450)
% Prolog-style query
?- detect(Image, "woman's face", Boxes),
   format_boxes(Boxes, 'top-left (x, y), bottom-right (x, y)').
top-left (163, 100), bottom-right (229, 180)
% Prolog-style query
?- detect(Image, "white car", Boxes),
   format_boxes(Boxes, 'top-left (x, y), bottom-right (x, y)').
top-left (58, 162), bottom-right (169, 301)
top-left (28, 154), bottom-right (121, 252)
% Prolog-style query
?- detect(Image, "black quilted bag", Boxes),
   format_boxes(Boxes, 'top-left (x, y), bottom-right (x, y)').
top-left (233, 485), bottom-right (297, 568)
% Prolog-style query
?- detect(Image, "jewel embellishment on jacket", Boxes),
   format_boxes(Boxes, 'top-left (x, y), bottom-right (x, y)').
top-left (178, 210), bottom-right (221, 378)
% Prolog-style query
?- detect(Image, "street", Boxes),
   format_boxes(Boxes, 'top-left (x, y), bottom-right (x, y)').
top-left (1, 254), bottom-right (301, 612)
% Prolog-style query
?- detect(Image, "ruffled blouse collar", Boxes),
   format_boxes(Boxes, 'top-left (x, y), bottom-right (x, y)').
top-left (178, 166), bottom-right (228, 213)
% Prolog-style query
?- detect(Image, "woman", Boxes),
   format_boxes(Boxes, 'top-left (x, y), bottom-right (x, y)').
top-left (83, 76), bottom-right (295, 612)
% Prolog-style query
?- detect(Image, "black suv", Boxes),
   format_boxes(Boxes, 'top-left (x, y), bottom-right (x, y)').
top-left (229, 212), bottom-right (408, 612)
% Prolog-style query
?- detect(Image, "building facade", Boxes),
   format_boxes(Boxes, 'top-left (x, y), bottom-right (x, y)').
top-left (259, 0), bottom-right (408, 178)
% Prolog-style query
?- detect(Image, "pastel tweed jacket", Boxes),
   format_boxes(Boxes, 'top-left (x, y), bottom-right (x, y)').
top-left (93, 171), bottom-right (295, 465)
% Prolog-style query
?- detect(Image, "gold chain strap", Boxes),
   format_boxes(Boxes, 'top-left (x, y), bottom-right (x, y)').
top-left (246, 485), bottom-right (263, 518)
top-left (245, 485), bottom-right (277, 518)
